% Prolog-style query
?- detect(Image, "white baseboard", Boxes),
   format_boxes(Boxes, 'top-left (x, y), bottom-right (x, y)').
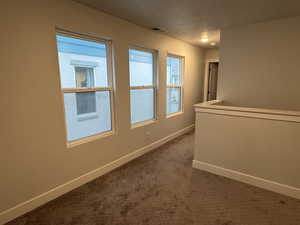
top-left (0, 125), bottom-right (194, 225)
top-left (192, 160), bottom-right (300, 200)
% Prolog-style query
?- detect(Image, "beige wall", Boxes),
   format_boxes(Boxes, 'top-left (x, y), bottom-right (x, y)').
top-left (0, 0), bottom-right (204, 213)
top-left (194, 111), bottom-right (300, 189)
top-left (218, 16), bottom-right (300, 110)
top-left (204, 48), bottom-right (219, 62)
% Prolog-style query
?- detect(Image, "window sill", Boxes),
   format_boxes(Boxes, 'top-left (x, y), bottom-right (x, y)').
top-left (131, 119), bottom-right (157, 129)
top-left (166, 111), bottom-right (184, 119)
top-left (67, 130), bottom-right (114, 148)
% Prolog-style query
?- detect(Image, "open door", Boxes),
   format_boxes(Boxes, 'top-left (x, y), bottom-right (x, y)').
top-left (207, 62), bottom-right (219, 101)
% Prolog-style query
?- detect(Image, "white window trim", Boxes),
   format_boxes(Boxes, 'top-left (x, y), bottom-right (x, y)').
top-left (70, 60), bottom-right (99, 68)
top-left (67, 130), bottom-right (114, 148)
top-left (56, 29), bottom-right (116, 148)
top-left (166, 53), bottom-right (185, 117)
top-left (166, 111), bottom-right (184, 119)
top-left (131, 118), bottom-right (157, 129)
top-left (128, 46), bottom-right (159, 128)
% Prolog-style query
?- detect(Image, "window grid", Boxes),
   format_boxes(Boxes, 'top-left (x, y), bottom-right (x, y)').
top-left (57, 30), bottom-right (115, 146)
top-left (166, 54), bottom-right (184, 116)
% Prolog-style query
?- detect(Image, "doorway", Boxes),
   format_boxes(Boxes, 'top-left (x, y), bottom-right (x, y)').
top-left (204, 61), bottom-right (219, 101)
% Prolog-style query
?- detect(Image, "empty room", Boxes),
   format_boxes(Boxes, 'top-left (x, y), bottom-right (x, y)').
top-left (1, 0), bottom-right (300, 224)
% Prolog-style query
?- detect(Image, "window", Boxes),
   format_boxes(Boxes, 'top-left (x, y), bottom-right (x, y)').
top-left (56, 32), bottom-right (114, 143)
top-left (75, 67), bottom-right (95, 88)
top-left (129, 48), bottom-right (157, 125)
top-left (166, 55), bottom-right (184, 115)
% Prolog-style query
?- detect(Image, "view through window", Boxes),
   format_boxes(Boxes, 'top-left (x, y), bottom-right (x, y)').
top-left (56, 33), bottom-right (113, 142)
top-left (166, 55), bottom-right (184, 115)
top-left (129, 48), bottom-right (156, 124)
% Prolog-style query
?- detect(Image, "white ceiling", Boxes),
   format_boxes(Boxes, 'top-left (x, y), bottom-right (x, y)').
top-left (75, 0), bottom-right (300, 47)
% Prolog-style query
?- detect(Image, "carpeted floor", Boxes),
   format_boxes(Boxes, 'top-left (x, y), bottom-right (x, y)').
top-left (6, 132), bottom-right (300, 225)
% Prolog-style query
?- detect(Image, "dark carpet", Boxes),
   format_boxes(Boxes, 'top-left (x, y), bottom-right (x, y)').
top-left (6, 132), bottom-right (300, 225)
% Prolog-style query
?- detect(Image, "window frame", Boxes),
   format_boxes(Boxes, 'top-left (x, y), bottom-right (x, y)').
top-left (56, 29), bottom-right (116, 148)
top-left (166, 53), bottom-right (185, 118)
top-left (128, 46), bottom-right (158, 128)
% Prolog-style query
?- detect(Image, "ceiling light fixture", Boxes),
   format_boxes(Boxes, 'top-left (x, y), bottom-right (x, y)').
top-left (200, 37), bottom-right (209, 43)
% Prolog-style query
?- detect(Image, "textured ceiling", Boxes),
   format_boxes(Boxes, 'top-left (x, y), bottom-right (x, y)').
top-left (74, 0), bottom-right (300, 47)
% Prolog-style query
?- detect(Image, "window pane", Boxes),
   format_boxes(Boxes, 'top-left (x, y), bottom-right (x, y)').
top-left (76, 92), bottom-right (96, 115)
top-left (167, 88), bottom-right (181, 114)
top-left (129, 49), bottom-right (153, 86)
top-left (56, 35), bottom-right (108, 88)
top-left (167, 56), bottom-right (181, 85)
top-left (130, 89), bottom-right (154, 124)
top-left (64, 91), bottom-right (111, 141)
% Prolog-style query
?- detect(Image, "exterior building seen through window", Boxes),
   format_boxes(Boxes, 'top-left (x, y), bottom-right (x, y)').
top-left (56, 33), bottom-right (113, 142)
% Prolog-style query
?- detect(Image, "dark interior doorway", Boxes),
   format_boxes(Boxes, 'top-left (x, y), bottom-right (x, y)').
top-left (207, 62), bottom-right (219, 101)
